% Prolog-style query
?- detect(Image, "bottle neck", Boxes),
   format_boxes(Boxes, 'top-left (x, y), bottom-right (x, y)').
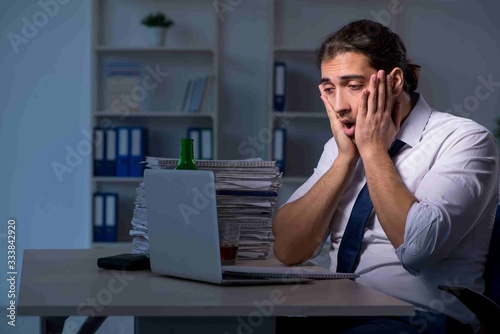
top-left (179, 140), bottom-right (194, 162)
top-left (176, 139), bottom-right (198, 170)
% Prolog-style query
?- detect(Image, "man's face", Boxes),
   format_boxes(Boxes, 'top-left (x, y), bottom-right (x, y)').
top-left (319, 52), bottom-right (379, 140)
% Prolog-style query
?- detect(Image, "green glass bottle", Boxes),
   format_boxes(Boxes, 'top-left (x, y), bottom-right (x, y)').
top-left (175, 138), bottom-right (198, 170)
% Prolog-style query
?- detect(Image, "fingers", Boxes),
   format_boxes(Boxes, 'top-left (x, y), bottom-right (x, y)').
top-left (377, 70), bottom-right (386, 112)
top-left (320, 94), bottom-right (339, 126)
top-left (358, 89), bottom-right (369, 118)
top-left (319, 91), bottom-right (343, 135)
top-left (319, 92), bottom-right (334, 115)
top-left (386, 73), bottom-right (394, 115)
top-left (367, 74), bottom-right (377, 116)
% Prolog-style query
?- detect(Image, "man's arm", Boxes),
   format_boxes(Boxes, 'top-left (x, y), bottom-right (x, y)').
top-left (363, 149), bottom-right (417, 248)
top-left (273, 87), bottom-right (361, 265)
top-left (395, 127), bottom-right (499, 274)
top-left (273, 154), bottom-right (357, 265)
top-left (355, 70), bottom-right (415, 248)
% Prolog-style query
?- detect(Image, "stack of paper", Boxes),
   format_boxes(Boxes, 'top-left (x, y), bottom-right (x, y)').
top-left (129, 157), bottom-right (282, 260)
top-left (129, 183), bottom-right (149, 254)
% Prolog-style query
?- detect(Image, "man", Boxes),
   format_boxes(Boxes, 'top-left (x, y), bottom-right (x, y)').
top-left (272, 19), bottom-right (499, 334)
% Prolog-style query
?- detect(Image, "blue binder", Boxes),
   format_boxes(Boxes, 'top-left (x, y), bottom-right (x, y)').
top-left (273, 62), bottom-right (287, 111)
top-left (200, 128), bottom-right (213, 160)
top-left (129, 127), bottom-right (147, 177)
top-left (103, 193), bottom-right (118, 242)
top-left (103, 128), bottom-right (117, 176)
top-left (93, 128), bottom-right (105, 176)
top-left (93, 193), bottom-right (105, 242)
top-left (116, 127), bottom-right (130, 176)
top-left (273, 127), bottom-right (286, 173)
top-left (187, 127), bottom-right (201, 160)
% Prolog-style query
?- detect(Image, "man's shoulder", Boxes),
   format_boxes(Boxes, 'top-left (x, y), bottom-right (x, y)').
top-left (427, 109), bottom-right (492, 138)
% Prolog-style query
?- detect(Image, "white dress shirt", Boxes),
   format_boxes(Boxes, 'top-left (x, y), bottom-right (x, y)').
top-left (284, 94), bottom-right (499, 331)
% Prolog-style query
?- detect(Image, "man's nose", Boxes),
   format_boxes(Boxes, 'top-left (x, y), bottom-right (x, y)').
top-left (333, 91), bottom-right (350, 117)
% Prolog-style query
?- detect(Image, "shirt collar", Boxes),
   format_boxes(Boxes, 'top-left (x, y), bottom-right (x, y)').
top-left (397, 93), bottom-right (432, 148)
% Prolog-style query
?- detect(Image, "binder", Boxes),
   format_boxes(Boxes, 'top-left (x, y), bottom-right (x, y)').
top-left (104, 193), bottom-right (118, 242)
top-left (93, 193), bottom-right (105, 242)
top-left (200, 128), bottom-right (213, 160)
top-left (273, 62), bottom-right (286, 111)
top-left (93, 128), bottom-right (105, 176)
top-left (116, 127), bottom-right (130, 176)
top-left (129, 127), bottom-right (147, 177)
top-left (187, 127), bottom-right (201, 160)
top-left (273, 128), bottom-right (286, 173)
top-left (104, 128), bottom-right (117, 176)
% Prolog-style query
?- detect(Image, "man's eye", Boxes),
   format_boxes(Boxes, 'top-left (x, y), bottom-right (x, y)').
top-left (349, 85), bottom-right (362, 90)
top-left (324, 88), bottom-right (334, 94)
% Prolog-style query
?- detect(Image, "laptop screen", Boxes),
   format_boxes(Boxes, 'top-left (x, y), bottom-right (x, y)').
top-left (145, 169), bottom-right (223, 284)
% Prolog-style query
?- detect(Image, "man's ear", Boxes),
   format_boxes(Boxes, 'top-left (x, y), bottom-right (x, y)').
top-left (389, 67), bottom-right (404, 96)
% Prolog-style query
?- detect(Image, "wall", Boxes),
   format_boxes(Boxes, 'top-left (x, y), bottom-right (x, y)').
top-left (0, 0), bottom-right (91, 332)
top-left (0, 0), bottom-right (499, 333)
top-left (394, 0), bottom-right (500, 131)
top-left (218, 0), bottom-right (271, 160)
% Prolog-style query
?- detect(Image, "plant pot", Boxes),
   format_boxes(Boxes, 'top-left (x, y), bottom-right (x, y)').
top-left (150, 27), bottom-right (168, 47)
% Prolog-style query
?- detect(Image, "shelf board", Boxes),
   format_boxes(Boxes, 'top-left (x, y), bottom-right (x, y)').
top-left (94, 111), bottom-right (215, 119)
top-left (93, 177), bottom-right (144, 183)
top-left (274, 47), bottom-right (316, 53)
top-left (282, 176), bottom-right (308, 183)
top-left (94, 46), bottom-right (214, 53)
top-left (273, 112), bottom-right (327, 119)
top-left (92, 242), bottom-right (133, 249)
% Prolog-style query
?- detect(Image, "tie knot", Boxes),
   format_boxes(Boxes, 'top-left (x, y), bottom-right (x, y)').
top-left (388, 139), bottom-right (405, 157)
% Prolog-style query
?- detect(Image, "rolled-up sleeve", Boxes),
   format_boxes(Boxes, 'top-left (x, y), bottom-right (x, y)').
top-left (284, 138), bottom-right (336, 205)
top-left (395, 128), bottom-right (499, 275)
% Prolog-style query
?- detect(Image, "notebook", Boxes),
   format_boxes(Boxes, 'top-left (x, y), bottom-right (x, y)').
top-left (145, 156), bottom-right (278, 168)
top-left (145, 169), bottom-right (358, 285)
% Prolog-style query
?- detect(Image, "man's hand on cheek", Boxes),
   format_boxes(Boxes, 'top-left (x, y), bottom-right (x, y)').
top-left (319, 89), bottom-right (359, 161)
top-left (355, 70), bottom-right (402, 158)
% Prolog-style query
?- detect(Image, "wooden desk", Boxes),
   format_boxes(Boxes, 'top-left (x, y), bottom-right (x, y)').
top-left (18, 247), bottom-right (413, 333)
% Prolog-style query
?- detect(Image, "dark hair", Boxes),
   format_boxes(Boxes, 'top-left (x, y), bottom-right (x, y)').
top-left (316, 19), bottom-right (420, 93)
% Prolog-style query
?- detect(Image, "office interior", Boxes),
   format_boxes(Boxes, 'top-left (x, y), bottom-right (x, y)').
top-left (1, 0), bottom-right (499, 333)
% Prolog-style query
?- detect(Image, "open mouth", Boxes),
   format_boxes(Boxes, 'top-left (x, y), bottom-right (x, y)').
top-left (342, 122), bottom-right (356, 137)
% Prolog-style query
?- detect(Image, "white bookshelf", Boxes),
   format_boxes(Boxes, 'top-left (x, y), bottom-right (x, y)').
top-left (94, 46), bottom-right (214, 53)
top-left (273, 112), bottom-right (328, 119)
top-left (90, 0), bottom-right (220, 246)
top-left (269, 0), bottom-right (390, 207)
top-left (93, 111), bottom-right (215, 119)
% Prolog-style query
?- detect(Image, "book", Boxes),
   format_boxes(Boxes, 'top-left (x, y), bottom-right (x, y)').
top-left (222, 265), bottom-right (358, 280)
top-left (146, 157), bottom-right (278, 168)
top-left (105, 62), bottom-right (142, 113)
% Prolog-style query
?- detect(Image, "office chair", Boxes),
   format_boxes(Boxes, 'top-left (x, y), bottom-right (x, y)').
top-left (439, 205), bottom-right (500, 334)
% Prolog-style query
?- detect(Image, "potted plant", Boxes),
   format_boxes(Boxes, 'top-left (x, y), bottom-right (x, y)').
top-left (141, 12), bottom-right (174, 47)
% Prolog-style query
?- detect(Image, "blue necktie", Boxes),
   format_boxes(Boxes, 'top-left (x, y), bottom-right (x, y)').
top-left (336, 139), bottom-right (406, 273)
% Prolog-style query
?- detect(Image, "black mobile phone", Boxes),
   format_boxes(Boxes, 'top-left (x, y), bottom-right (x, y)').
top-left (97, 253), bottom-right (150, 271)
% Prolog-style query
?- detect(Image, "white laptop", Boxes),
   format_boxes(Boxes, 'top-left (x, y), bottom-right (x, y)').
top-left (144, 169), bottom-right (333, 285)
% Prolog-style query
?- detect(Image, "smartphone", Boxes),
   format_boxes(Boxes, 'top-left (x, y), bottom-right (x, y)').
top-left (97, 253), bottom-right (150, 271)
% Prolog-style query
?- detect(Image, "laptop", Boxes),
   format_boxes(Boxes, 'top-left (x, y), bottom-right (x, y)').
top-left (144, 169), bottom-right (315, 285)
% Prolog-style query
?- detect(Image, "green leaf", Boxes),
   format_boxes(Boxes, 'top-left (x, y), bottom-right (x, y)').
top-left (141, 11), bottom-right (174, 28)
